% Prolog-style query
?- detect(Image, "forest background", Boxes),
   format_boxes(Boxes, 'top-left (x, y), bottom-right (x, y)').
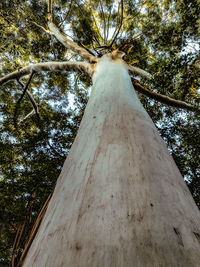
top-left (0, 0), bottom-right (199, 265)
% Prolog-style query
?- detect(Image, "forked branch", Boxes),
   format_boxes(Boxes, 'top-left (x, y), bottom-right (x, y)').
top-left (131, 78), bottom-right (198, 111)
top-left (48, 23), bottom-right (97, 63)
top-left (0, 61), bottom-right (92, 85)
top-left (14, 73), bottom-right (35, 125)
top-left (47, 0), bottom-right (97, 63)
top-left (16, 72), bottom-right (34, 107)
top-left (17, 79), bottom-right (40, 121)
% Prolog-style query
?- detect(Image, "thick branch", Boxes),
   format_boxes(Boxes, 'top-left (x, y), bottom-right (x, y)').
top-left (0, 61), bottom-right (92, 85)
top-left (48, 22), bottom-right (97, 63)
top-left (128, 64), bottom-right (152, 80)
top-left (131, 78), bottom-right (198, 111)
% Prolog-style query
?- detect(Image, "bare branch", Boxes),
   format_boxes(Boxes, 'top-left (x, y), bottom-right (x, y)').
top-left (17, 79), bottom-right (40, 119)
top-left (47, 141), bottom-right (66, 159)
top-left (18, 109), bottom-right (35, 124)
top-left (47, 0), bottom-right (97, 62)
top-left (90, 9), bottom-right (103, 45)
top-left (14, 73), bottom-right (34, 125)
top-left (48, 0), bottom-right (52, 23)
top-left (128, 65), bottom-right (152, 80)
top-left (0, 61), bottom-right (92, 85)
top-left (32, 21), bottom-right (50, 34)
top-left (78, 42), bottom-right (96, 57)
top-left (109, 0), bottom-right (124, 48)
top-left (99, 0), bottom-right (107, 43)
top-left (106, 7), bottom-right (112, 41)
top-left (26, 91), bottom-right (40, 118)
top-left (131, 78), bottom-right (198, 112)
top-left (16, 73), bottom-right (34, 107)
top-left (48, 22), bottom-right (97, 63)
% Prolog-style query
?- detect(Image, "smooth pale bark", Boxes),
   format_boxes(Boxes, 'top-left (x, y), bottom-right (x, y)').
top-left (0, 62), bottom-right (91, 85)
top-left (24, 55), bottom-right (200, 267)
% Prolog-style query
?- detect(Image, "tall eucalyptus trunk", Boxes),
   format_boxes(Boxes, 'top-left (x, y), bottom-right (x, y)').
top-left (23, 55), bottom-right (200, 267)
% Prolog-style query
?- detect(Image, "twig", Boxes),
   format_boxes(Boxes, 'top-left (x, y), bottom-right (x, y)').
top-left (78, 42), bottom-right (96, 57)
top-left (18, 109), bottom-right (35, 124)
top-left (32, 21), bottom-right (50, 34)
top-left (47, 141), bottom-right (66, 159)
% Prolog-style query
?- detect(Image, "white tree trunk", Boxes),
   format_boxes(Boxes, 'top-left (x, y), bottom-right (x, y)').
top-left (24, 56), bottom-right (200, 267)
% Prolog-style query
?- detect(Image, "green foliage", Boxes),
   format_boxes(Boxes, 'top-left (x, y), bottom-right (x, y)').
top-left (0, 0), bottom-right (199, 264)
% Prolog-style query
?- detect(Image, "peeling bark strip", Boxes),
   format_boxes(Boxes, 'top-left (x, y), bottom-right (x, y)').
top-left (48, 22), bottom-right (97, 63)
top-left (23, 55), bottom-right (200, 267)
top-left (0, 62), bottom-right (91, 85)
top-left (193, 232), bottom-right (200, 244)
top-left (173, 227), bottom-right (184, 246)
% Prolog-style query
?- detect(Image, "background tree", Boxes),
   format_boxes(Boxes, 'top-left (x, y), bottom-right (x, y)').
top-left (0, 0), bottom-right (200, 265)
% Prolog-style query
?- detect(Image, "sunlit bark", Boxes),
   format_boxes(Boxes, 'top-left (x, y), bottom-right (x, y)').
top-left (23, 55), bottom-right (200, 267)
top-left (0, 62), bottom-right (91, 85)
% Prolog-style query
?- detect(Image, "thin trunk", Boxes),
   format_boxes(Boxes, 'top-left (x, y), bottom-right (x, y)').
top-left (23, 56), bottom-right (200, 267)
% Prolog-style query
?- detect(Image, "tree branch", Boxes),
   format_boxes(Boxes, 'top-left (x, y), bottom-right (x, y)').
top-left (48, 22), bottom-right (97, 63)
top-left (47, 141), bottom-right (66, 159)
top-left (0, 61), bottom-right (92, 85)
top-left (48, 0), bottom-right (52, 23)
top-left (131, 78), bottom-right (198, 111)
top-left (17, 78), bottom-right (40, 121)
top-left (90, 8), bottom-right (103, 45)
top-left (14, 73), bottom-right (34, 125)
top-left (26, 91), bottom-right (40, 118)
top-left (47, 0), bottom-right (97, 62)
top-left (109, 0), bottom-right (124, 48)
top-left (16, 72), bottom-right (34, 107)
top-left (106, 7), bottom-right (112, 41)
top-left (18, 109), bottom-right (36, 124)
top-left (99, 0), bottom-right (107, 43)
top-left (32, 21), bottom-right (50, 34)
top-left (128, 64), bottom-right (152, 80)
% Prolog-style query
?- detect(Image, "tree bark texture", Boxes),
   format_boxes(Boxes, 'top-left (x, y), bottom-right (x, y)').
top-left (23, 56), bottom-right (200, 267)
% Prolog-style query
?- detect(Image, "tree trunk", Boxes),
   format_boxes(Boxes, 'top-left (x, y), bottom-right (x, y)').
top-left (23, 56), bottom-right (200, 267)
